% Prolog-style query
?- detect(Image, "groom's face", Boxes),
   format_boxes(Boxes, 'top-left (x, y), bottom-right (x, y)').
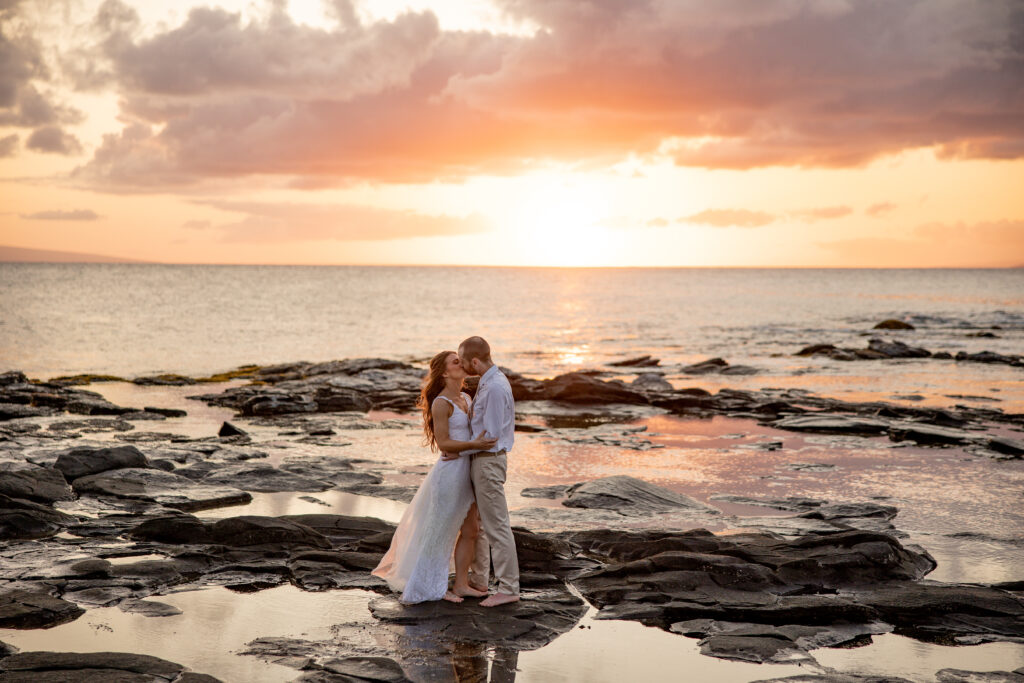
top-left (458, 348), bottom-right (480, 376)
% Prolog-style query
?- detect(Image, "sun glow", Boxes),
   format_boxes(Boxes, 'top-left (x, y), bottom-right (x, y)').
top-left (503, 176), bottom-right (615, 267)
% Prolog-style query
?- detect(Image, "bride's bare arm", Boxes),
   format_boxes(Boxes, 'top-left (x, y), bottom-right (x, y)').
top-left (431, 399), bottom-right (496, 453)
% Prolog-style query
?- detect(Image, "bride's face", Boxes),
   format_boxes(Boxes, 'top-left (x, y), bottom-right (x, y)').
top-left (443, 352), bottom-right (467, 382)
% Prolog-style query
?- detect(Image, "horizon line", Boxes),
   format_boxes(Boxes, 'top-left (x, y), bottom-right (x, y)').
top-left (3, 261), bottom-right (1022, 270)
top-left (2, 242), bottom-right (1021, 270)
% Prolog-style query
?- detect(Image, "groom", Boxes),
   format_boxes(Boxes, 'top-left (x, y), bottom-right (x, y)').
top-left (443, 335), bottom-right (520, 607)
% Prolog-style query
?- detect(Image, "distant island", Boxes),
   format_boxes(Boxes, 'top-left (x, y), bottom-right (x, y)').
top-left (0, 245), bottom-right (152, 263)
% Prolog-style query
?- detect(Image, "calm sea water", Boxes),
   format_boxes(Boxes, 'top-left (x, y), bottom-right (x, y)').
top-left (1, 264), bottom-right (1022, 407)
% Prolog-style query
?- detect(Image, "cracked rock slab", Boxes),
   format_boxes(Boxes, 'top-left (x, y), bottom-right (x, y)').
top-left (562, 475), bottom-right (719, 515)
top-left (71, 468), bottom-right (252, 512)
top-left (0, 651), bottom-right (222, 682)
top-left (0, 590), bottom-right (85, 630)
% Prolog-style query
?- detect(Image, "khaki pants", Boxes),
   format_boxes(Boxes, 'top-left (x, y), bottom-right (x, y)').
top-left (468, 451), bottom-right (520, 595)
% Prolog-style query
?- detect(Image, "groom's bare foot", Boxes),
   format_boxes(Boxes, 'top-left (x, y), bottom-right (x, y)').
top-left (442, 591), bottom-right (464, 603)
top-left (480, 592), bottom-right (519, 607)
top-left (453, 585), bottom-right (488, 598)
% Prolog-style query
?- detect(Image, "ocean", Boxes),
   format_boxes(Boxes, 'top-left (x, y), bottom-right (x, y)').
top-left (1, 263), bottom-right (1022, 409)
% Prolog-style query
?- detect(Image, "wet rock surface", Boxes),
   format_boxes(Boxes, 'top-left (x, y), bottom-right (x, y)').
top-left (0, 377), bottom-right (180, 424)
top-left (369, 587), bottom-right (588, 650)
top-left (53, 445), bottom-right (150, 480)
top-left (0, 590), bottom-right (84, 629)
top-left (0, 464), bottom-right (73, 503)
top-left (562, 475), bottom-right (720, 514)
top-left (796, 337), bottom-right (1023, 368)
top-left (71, 469), bottom-right (252, 512)
top-left (2, 360), bottom-right (1024, 680)
top-left (0, 650), bottom-right (222, 681)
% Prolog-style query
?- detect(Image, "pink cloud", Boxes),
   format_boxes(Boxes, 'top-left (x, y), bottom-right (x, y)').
top-left (679, 209), bottom-right (776, 228)
top-left (50, 0), bottom-right (1024, 188)
top-left (866, 202), bottom-right (897, 217)
top-left (792, 206), bottom-right (853, 221)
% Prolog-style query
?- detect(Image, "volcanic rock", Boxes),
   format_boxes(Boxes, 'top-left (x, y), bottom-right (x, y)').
top-left (0, 404), bottom-right (55, 420)
top-left (201, 464), bottom-right (332, 493)
top-left (0, 651), bottom-right (221, 681)
top-left (770, 415), bottom-right (890, 436)
top-left (0, 494), bottom-right (76, 540)
top-left (955, 351), bottom-right (1024, 367)
top-left (53, 445), bottom-right (149, 480)
top-left (65, 396), bottom-right (134, 415)
top-left (128, 514), bottom-right (213, 544)
top-left (0, 463), bottom-right (73, 503)
top-left (886, 423), bottom-right (976, 446)
top-left (369, 587), bottom-right (587, 650)
top-left (218, 421), bottom-right (247, 437)
top-left (562, 476), bottom-right (718, 514)
top-left (873, 319), bottom-right (915, 330)
top-left (72, 468), bottom-right (251, 512)
top-left (540, 373), bottom-right (650, 405)
top-left (681, 358), bottom-right (729, 374)
top-left (209, 516), bottom-right (332, 549)
top-left (0, 590), bottom-right (84, 629)
top-left (608, 355), bottom-right (660, 367)
top-left (632, 373), bottom-right (673, 392)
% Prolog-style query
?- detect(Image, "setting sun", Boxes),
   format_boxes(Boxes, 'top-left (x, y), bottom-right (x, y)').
top-left (499, 175), bottom-right (616, 267)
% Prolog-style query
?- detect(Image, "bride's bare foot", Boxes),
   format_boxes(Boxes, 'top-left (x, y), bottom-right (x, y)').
top-left (480, 592), bottom-right (520, 608)
top-left (442, 591), bottom-right (464, 603)
top-left (452, 584), bottom-right (488, 598)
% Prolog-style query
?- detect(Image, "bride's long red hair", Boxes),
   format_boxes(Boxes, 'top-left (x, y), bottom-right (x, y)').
top-left (418, 351), bottom-right (455, 452)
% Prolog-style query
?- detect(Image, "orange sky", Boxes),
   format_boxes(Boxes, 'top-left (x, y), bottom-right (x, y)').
top-left (1, 0), bottom-right (1023, 267)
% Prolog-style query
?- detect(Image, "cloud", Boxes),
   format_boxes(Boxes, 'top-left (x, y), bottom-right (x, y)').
top-left (0, 132), bottom-right (16, 156)
top-left (193, 200), bottom-right (490, 243)
top-left (59, 0), bottom-right (1024, 189)
top-left (26, 125), bottom-right (83, 154)
top-left (792, 206), bottom-right (853, 221)
top-left (646, 217), bottom-right (669, 227)
top-left (816, 220), bottom-right (1024, 267)
top-left (20, 208), bottom-right (100, 220)
top-left (0, 84), bottom-right (83, 127)
top-left (1, 11), bottom-right (84, 130)
top-left (866, 202), bottom-right (897, 217)
top-left (680, 209), bottom-right (776, 228)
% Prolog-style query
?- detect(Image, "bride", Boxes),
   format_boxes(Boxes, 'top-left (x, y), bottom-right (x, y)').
top-left (371, 350), bottom-right (497, 604)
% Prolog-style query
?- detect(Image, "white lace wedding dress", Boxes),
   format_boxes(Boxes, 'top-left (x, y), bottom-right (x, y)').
top-left (371, 393), bottom-right (476, 603)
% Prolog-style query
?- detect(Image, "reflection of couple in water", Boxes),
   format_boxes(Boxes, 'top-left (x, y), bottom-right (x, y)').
top-left (373, 336), bottom-right (521, 607)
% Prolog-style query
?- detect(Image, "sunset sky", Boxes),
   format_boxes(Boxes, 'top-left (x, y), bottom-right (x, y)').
top-left (1, 0), bottom-right (1022, 267)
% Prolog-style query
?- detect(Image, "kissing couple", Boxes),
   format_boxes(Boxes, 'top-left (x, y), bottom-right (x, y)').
top-left (372, 336), bottom-right (520, 607)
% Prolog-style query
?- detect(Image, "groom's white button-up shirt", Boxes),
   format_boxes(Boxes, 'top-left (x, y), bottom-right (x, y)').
top-left (466, 365), bottom-right (515, 455)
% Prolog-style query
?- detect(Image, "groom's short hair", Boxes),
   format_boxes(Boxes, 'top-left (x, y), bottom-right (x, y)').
top-left (459, 336), bottom-right (491, 363)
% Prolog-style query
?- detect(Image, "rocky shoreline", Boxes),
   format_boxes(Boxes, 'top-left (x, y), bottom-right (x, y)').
top-left (2, 358), bottom-right (1024, 682)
